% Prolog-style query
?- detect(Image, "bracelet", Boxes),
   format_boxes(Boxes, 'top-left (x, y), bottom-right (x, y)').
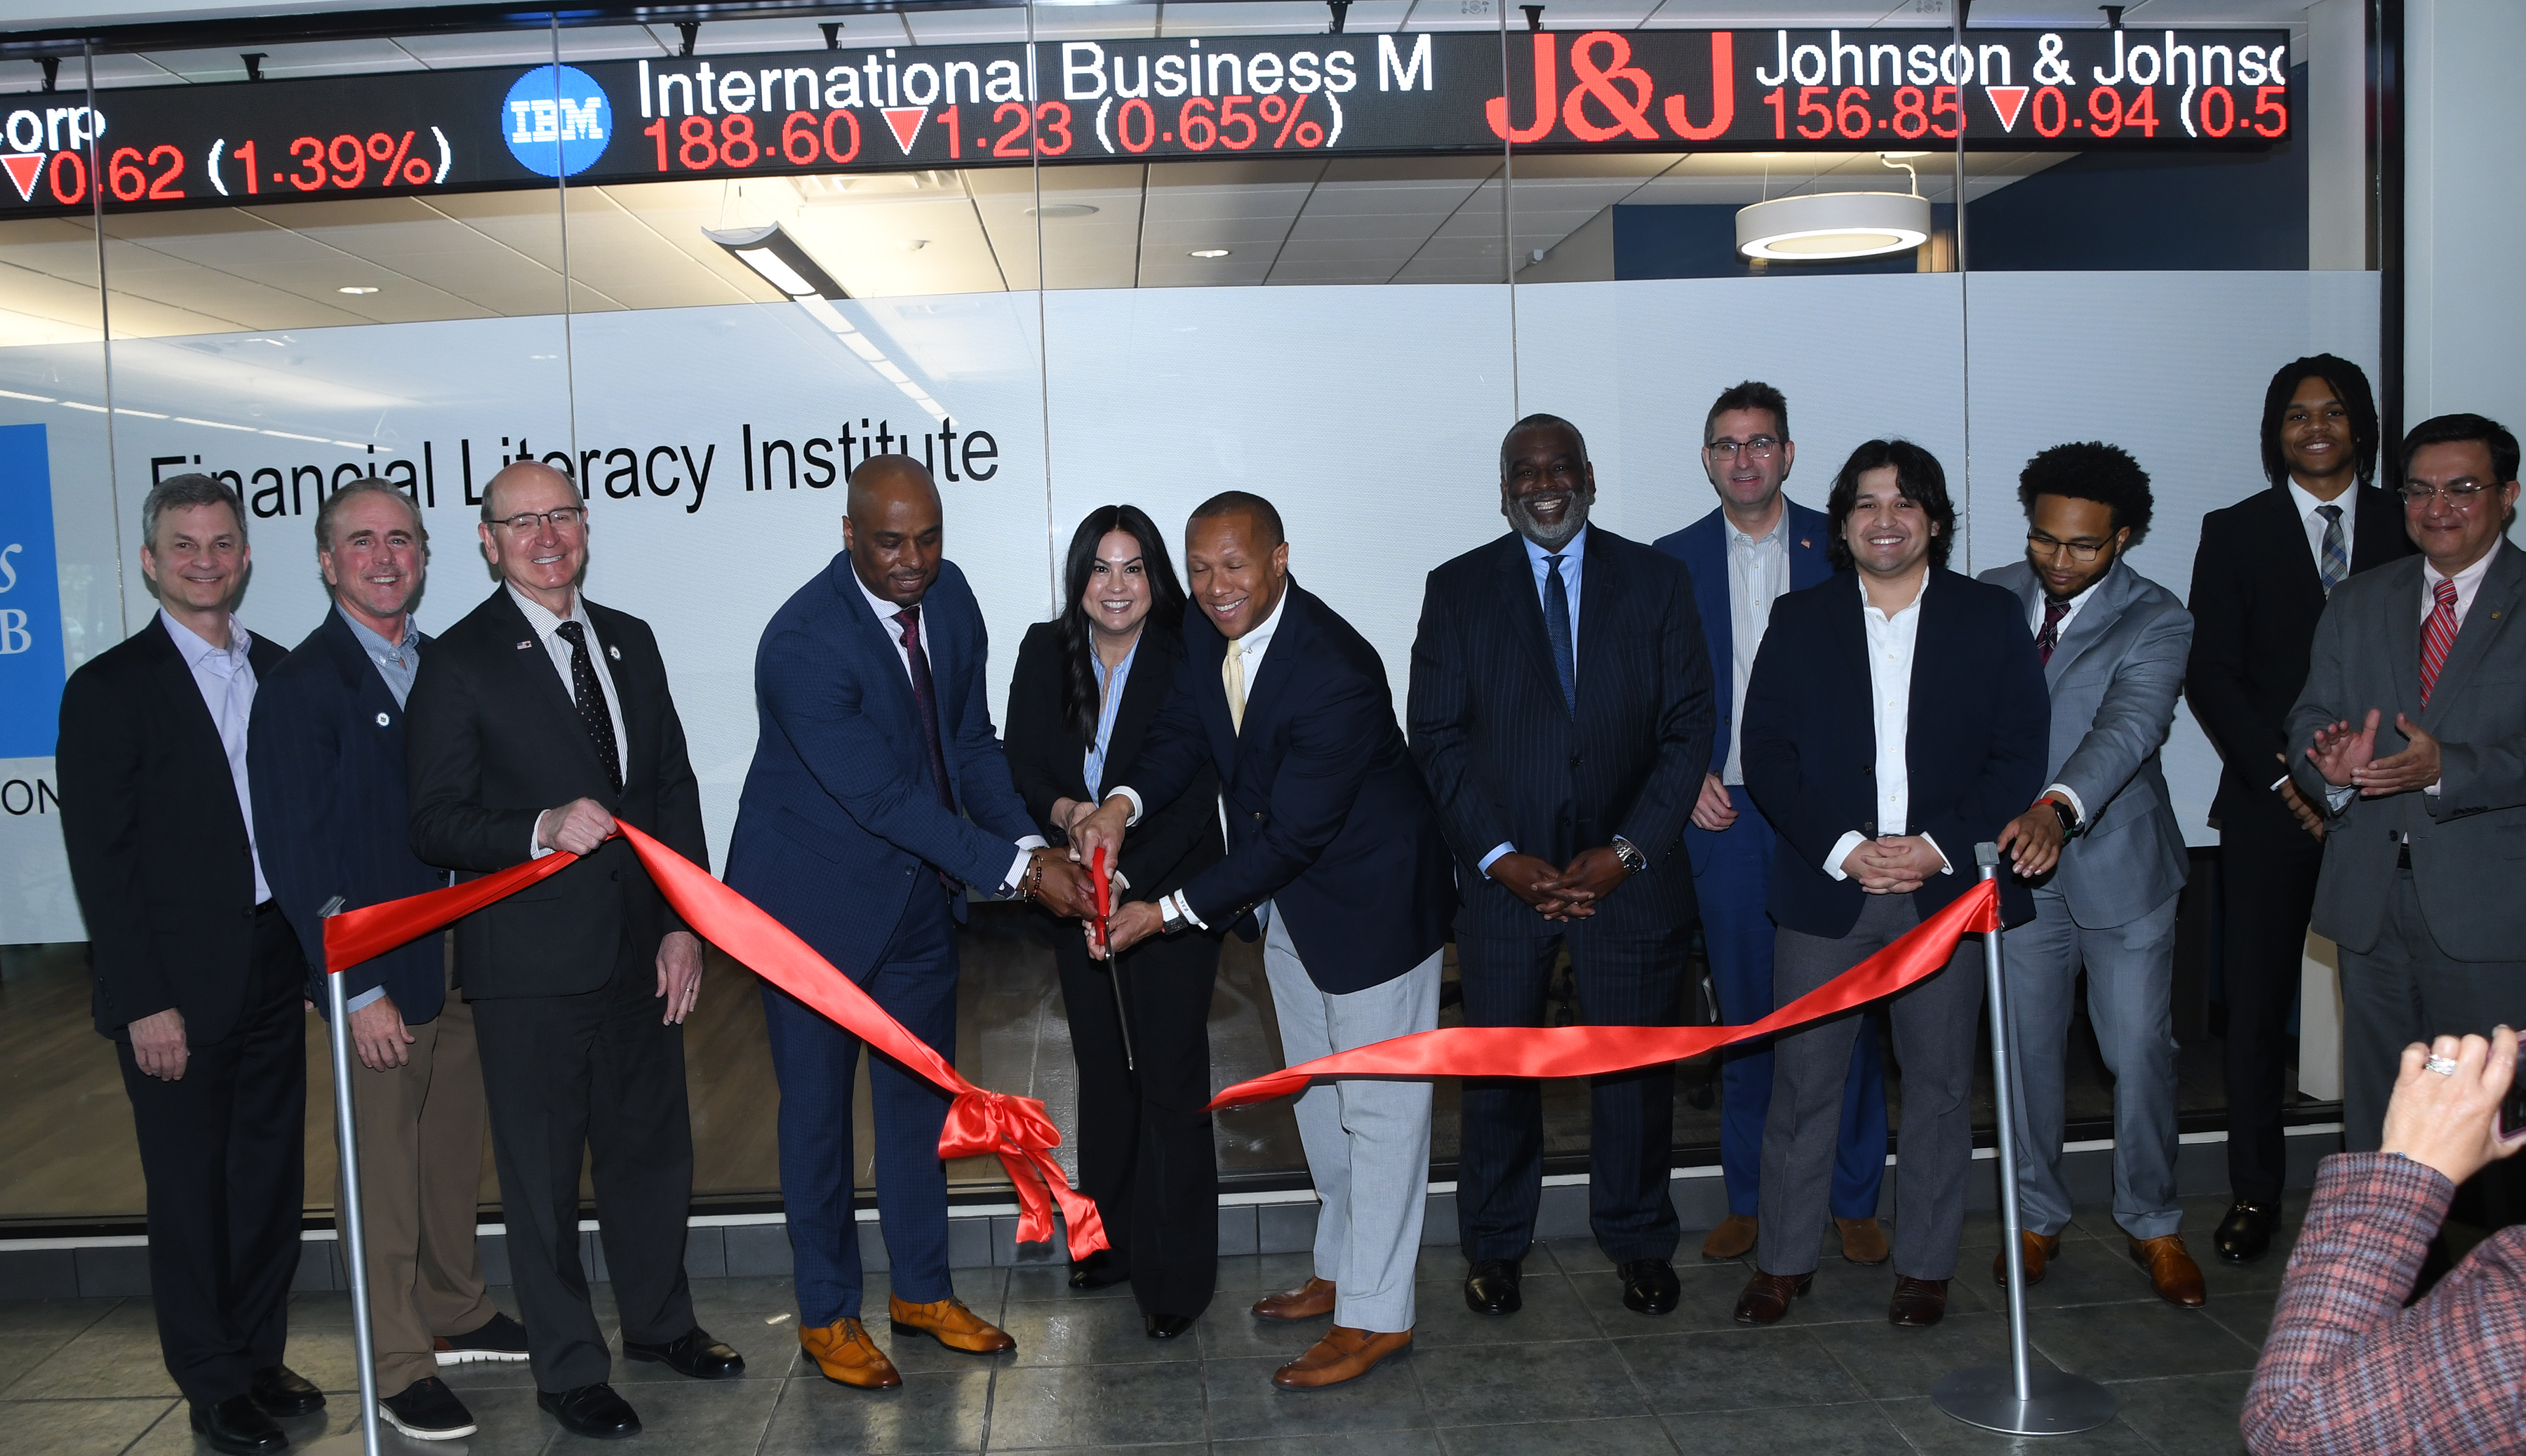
top-left (1018, 855), bottom-right (1044, 904)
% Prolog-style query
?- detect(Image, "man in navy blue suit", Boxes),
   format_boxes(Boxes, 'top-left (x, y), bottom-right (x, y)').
top-left (724, 455), bottom-right (1098, 1391)
top-left (1731, 440), bottom-right (2047, 1331)
top-left (1410, 415), bottom-right (1713, 1322)
top-left (253, 481), bottom-right (527, 1443)
top-left (1654, 382), bottom-right (1890, 1267)
top-left (1078, 492), bottom-right (1455, 1391)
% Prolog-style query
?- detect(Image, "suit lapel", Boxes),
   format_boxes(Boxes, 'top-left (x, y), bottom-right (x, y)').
top-left (1105, 630), bottom-right (1172, 778)
top-left (829, 558), bottom-right (921, 733)
top-left (142, 618), bottom-right (248, 837)
top-left (1237, 582), bottom-right (1305, 740)
top-left (1572, 530), bottom-right (1619, 704)
top-left (2043, 561), bottom-right (2133, 686)
top-left (2422, 545), bottom-right (2523, 726)
top-left (488, 590), bottom-right (609, 788)
top-left (1786, 503), bottom-right (1832, 590)
top-left (1492, 535), bottom-right (1563, 699)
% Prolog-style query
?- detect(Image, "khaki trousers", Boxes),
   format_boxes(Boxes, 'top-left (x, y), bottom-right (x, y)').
top-left (335, 943), bottom-right (497, 1393)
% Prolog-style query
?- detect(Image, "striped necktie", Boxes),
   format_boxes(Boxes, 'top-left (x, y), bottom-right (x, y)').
top-left (2420, 577), bottom-right (2459, 707)
top-left (2315, 503), bottom-right (2349, 596)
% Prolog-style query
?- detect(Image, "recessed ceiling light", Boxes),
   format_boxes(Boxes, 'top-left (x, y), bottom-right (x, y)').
top-left (1025, 203), bottom-right (1099, 218)
top-left (1189, 248), bottom-right (1231, 259)
top-left (337, 286), bottom-right (379, 295)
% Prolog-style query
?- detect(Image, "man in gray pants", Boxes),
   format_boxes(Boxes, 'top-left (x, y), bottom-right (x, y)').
top-left (1982, 443), bottom-right (2203, 1307)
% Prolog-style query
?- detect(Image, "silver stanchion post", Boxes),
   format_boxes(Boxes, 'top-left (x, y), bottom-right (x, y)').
top-left (1930, 846), bottom-right (2116, 1436)
top-left (307, 895), bottom-right (383, 1456)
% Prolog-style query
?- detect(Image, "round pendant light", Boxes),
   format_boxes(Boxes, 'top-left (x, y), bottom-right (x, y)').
top-left (1735, 191), bottom-right (1932, 262)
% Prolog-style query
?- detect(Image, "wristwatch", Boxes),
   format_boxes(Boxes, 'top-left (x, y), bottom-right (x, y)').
top-left (2045, 798), bottom-right (2080, 839)
top-left (1610, 836), bottom-right (1648, 875)
top-left (1158, 895), bottom-right (1186, 935)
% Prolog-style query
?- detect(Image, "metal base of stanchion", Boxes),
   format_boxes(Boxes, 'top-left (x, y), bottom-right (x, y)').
top-left (1932, 1365), bottom-right (2118, 1435)
top-left (300, 1433), bottom-right (397, 1456)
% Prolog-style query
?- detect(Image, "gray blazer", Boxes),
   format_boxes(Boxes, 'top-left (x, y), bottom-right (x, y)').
top-left (2285, 541), bottom-right (2526, 961)
top-left (1979, 558), bottom-right (2193, 928)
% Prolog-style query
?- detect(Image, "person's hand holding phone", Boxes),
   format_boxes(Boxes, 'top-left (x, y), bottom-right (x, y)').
top-left (2379, 1026), bottom-right (2526, 1188)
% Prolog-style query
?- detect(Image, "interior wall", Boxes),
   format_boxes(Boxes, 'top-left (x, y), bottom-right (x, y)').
top-left (2405, 0), bottom-right (2526, 439)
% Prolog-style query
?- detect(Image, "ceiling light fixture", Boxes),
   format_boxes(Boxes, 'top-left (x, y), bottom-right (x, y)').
top-left (1735, 190), bottom-right (1930, 262)
top-left (702, 221), bottom-right (850, 300)
top-left (1025, 203), bottom-right (1099, 218)
top-left (337, 286), bottom-right (379, 295)
top-left (1189, 248), bottom-right (1232, 258)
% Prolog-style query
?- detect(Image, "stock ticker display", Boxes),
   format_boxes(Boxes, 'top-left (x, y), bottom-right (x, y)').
top-left (1, 27), bottom-right (2291, 217)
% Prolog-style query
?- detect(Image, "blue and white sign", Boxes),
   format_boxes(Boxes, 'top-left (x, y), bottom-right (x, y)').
top-left (502, 64), bottom-right (613, 178)
top-left (0, 422), bottom-right (63, 759)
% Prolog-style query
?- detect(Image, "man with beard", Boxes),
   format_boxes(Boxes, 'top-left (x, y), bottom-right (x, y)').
top-left (1407, 414), bottom-right (1715, 1319)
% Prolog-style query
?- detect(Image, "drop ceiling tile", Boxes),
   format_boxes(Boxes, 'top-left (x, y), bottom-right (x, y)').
top-left (140, 40), bottom-right (423, 85)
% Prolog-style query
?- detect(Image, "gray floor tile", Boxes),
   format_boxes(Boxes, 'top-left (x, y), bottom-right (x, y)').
top-left (5, 1299), bottom-right (180, 1400)
top-left (2204, 1288), bottom-right (2276, 1351)
top-left (0, 1396), bottom-right (177, 1456)
top-left (117, 1399), bottom-right (361, 1456)
top-left (1408, 1272), bottom-right (1605, 1348)
top-left (2195, 1242), bottom-right (2296, 1297)
top-left (1567, 1264), bottom-right (1753, 1332)
top-left (1415, 1340), bottom-right (1648, 1426)
top-left (1202, 1352), bottom-right (1430, 1437)
top-left (1539, 1238), bottom-right (1622, 1275)
top-left (1005, 1264), bottom-right (1132, 1303)
top-left (1996, 1242), bottom-right (2163, 1309)
top-left (987, 1360), bottom-right (1208, 1448)
top-left (998, 1298), bottom-right (1201, 1368)
top-left (1193, 1306), bottom-right (1323, 1365)
top-left (757, 1368), bottom-right (991, 1455)
top-left (1657, 1401), bottom-right (1911, 1454)
top-left (1211, 1252), bottom-right (1320, 1295)
top-left (1615, 1326), bottom-right (1864, 1414)
top-left (0, 1337), bottom-right (77, 1398)
top-left (2110, 1371), bottom-right (2254, 1455)
top-left (1438, 1413), bottom-right (1678, 1455)
top-left (1877, 1395), bottom-right (2163, 1453)
top-left (1218, 1432), bottom-right (1442, 1456)
top-left (547, 1377), bottom-right (783, 1452)
top-left (0, 1297), bottom-right (125, 1342)
top-left (2031, 1300), bottom-right (2261, 1383)
top-left (1808, 1309), bottom-right (2043, 1401)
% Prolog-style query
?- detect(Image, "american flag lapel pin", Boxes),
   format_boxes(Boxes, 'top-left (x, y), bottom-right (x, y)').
top-left (1800, 537), bottom-right (1811, 549)
top-left (516, 639), bottom-right (533, 650)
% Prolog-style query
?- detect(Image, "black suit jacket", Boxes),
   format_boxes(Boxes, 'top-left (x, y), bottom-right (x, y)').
top-left (1123, 582), bottom-right (1455, 995)
top-left (1741, 569), bottom-right (2050, 937)
top-left (1003, 620), bottom-right (1224, 901)
top-left (2186, 483), bottom-right (2414, 836)
top-left (406, 588), bottom-right (709, 999)
top-left (248, 608), bottom-right (450, 1020)
top-left (1407, 528), bottom-right (1715, 940)
top-left (58, 615), bottom-right (290, 1041)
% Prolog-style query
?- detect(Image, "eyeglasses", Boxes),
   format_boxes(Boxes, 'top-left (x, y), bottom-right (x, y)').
top-left (1706, 436), bottom-right (1782, 460)
top-left (492, 506), bottom-right (588, 533)
top-left (2026, 531), bottom-right (2113, 563)
top-left (2399, 481), bottom-right (2494, 507)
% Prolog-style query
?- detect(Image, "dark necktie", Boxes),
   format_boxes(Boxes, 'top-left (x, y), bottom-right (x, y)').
top-left (552, 620), bottom-right (622, 796)
top-left (2036, 599), bottom-right (2069, 665)
top-left (895, 606), bottom-right (955, 811)
top-left (1544, 553), bottom-right (1575, 716)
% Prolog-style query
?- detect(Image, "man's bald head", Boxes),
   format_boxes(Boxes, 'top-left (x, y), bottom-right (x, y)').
top-left (843, 454), bottom-right (945, 607)
top-left (481, 460), bottom-right (574, 526)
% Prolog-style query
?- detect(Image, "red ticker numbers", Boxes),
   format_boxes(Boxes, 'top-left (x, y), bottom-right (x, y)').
top-left (641, 105), bottom-right (1076, 171)
top-left (286, 132), bottom-right (434, 192)
top-left (1764, 85), bottom-right (1960, 141)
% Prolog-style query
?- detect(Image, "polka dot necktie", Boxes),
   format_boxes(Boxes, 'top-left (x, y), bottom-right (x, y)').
top-left (552, 620), bottom-right (622, 796)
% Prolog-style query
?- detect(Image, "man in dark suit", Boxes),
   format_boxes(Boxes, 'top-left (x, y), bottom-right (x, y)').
top-left (2290, 415), bottom-right (2526, 1166)
top-left (406, 461), bottom-right (740, 1441)
top-left (1655, 380), bottom-right (1890, 1267)
top-left (1078, 491), bottom-right (1455, 1391)
top-left (58, 474), bottom-right (324, 1456)
top-left (2188, 354), bottom-right (2415, 1264)
top-left (723, 455), bottom-right (1095, 1391)
top-left (250, 479), bottom-right (528, 1443)
top-left (1732, 440), bottom-right (2048, 1331)
top-left (1408, 413), bottom-right (1713, 1320)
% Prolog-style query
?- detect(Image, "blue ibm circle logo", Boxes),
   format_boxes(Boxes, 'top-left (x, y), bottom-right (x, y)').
top-left (502, 65), bottom-right (612, 178)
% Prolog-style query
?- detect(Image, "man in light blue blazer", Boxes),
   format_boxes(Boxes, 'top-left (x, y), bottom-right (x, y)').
top-left (1654, 381), bottom-right (1887, 1264)
top-left (1982, 442), bottom-right (2202, 1307)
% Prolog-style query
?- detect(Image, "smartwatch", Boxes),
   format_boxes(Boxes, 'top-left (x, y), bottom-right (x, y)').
top-left (2045, 799), bottom-right (2079, 839)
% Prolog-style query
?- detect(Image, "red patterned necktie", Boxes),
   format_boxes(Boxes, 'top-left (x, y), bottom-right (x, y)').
top-left (2036, 599), bottom-right (2069, 666)
top-left (2420, 577), bottom-right (2460, 707)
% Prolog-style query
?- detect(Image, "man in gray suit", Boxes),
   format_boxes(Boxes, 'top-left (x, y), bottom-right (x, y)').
top-left (2290, 413), bottom-right (2526, 1158)
top-left (1984, 443), bottom-right (2203, 1307)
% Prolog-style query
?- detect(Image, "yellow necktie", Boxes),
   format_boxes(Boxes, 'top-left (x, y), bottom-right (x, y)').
top-left (1223, 641), bottom-right (1246, 733)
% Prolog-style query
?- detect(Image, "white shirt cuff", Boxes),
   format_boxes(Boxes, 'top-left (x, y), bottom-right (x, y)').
top-left (1168, 890), bottom-right (1210, 930)
top-left (2042, 784), bottom-right (2086, 826)
top-left (2325, 783), bottom-right (2357, 813)
top-left (530, 817), bottom-right (554, 860)
top-left (344, 987), bottom-right (387, 1013)
top-left (1003, 846), bottom-right (1038, 894)
top-left (1107, 786), bottom-right (1145, 825)
top-left (2425, 781), bottom-right (2442, 796)
top-left (1918, 831), bottom-right (1953, 876)
top-left (1825, 830), bottom-right (1869, 881)
top-left (1478, 842), bottom-right (1516, 876)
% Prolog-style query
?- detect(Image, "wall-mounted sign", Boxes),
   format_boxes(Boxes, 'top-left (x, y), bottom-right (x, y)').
top-left (0, 27), bottom-right (2288, 218)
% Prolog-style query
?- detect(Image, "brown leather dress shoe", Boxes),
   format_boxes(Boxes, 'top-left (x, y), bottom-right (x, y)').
top-left (1700, 1214), bottom-right (1758, 1260)
top-left (1251, 1276), bottom-right (1337, 1322)
top-left (1731, 1270), bottom-right (1813, 1325)
top-left (799, 1318), bottom-right (902, 1389)
top-left (2128, 1234), bottom-right (2207, 1307)
top-left (1271, 1326), bottom-right (1412, 1389)
top-left (1836, 1217), bottom-right (1890, 1265)
top-left (888, 1295), bottom-right (1016, 1354)
top-left (1991, 1231), bottom-right (2061, 1287)
top-left (1888, 1276), bottom-right (1949, 1328)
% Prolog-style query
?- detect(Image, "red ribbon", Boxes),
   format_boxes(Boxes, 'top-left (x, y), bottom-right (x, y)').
top-left (322, 825), bottom-right (1109, 1260)
top-left (1206, 878), bottom-right (2000, 1111)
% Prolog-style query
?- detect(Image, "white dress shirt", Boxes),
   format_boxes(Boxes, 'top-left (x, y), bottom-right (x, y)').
top-left (161, 609), bottom-right (271, 905)
top-left (513, 586), bottom-right (630, 862)
top-left (2322, 545), bottom-right (2499, 813)
top-left (1824, 573), bottom-right (1950, 882)
top-left (1723, 513), bottom-right (1790, 787)
top-left (847, 570), bottom-right (1043, 890)
top-left (2286, 479), bottom-right (2358, 575)
top-left (2029, 575), bottom-right (2106, 826)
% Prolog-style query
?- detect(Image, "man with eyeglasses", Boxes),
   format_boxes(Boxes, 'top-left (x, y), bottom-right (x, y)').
top-left (1978, 443), bottom-right (2202, 1306)
top-left (1655, 382), bottom-right (1890, 1267)
top-left (2288, 414), bottom-right (2526, 1171)
top-left (408, 461), bottom-right (743, 1442)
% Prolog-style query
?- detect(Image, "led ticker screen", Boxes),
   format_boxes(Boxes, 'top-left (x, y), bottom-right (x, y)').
top-left (0, 27), bottom-right (2288, 219)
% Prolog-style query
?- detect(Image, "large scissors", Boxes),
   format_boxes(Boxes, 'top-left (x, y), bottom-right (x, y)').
top-left (1090, 846), bottom-right (1137, 1074)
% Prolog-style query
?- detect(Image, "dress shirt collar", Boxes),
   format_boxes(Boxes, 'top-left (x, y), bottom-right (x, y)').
top-left (1859, 568), bottom-right (1929, 622)
top-left (161, 608), bottom-right (248, 669)
top-left (1232, 580), bottom-right (1290, 660)
top-left (505, 582), bottom-right (589, 640)
top-left (1723, 511), bottom-right (1784, 551)
top-left (851, 564), bottom-right (916, 636)
top-left (338, 604), bottom-right (417, 661)
top-left (1521, 523), bottom-right (1589, 574)
top-left (2286, 478), bottom-right (2357, 530)
top-left (2039, 570), bottom-right (2107, 631)
top-left (2424, 542), bottom-right (2499, 616)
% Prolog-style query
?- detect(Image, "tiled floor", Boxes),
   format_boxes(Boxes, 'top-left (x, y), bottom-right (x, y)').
top-left (0, 1191), bottom-right (2295, 1456)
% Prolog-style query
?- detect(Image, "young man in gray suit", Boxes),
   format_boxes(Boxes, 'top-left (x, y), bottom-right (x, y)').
top-left (1983, 443), bottom-right (2203, 1307)
top-left (2291, 414), bottom-right (2526, 1160)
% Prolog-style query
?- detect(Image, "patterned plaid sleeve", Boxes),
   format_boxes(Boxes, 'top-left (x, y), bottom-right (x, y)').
top-left (2243, 1151), bottom-right (2526, 1454)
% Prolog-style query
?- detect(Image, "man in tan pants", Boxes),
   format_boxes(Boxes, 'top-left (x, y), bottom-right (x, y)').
top-left (250, 480), bottom-right (529, 1441)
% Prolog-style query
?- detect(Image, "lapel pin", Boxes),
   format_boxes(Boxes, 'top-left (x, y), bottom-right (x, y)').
top-left (1799, 538), bottom-right (1811, 549)
top-left (375, 712), bottom-right (391, 727)
top-left (516, 639), bottom-right (533, 650)
top-left (608, 644), bottom-right (621, 661)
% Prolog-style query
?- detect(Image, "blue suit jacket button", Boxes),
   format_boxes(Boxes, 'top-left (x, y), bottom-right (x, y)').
top-left (376, 712), bottom-right (391, 727)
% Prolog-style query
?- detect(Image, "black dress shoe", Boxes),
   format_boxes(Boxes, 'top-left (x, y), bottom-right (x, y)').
top-left (538, 1382), bottom-right (641, 1440)
top-left (1069, 1250), bottom-right (1132, 1289)
top-left (1464, 1258), bottom-right (1523, 1316)
top-left (1144, 1312), bottom-right (1194, 1340)
top-left (2215, 1201), bottom-right (2280, 1265)
top-left (190, 1396), bottom-right (286, 1455)
top-left (1889, 1276), bottom-right (1949, 1328)
top-left (623, 1326), bottom-right (745, 1380)
top-left (248, 1364), bottom-right (325, 1418)
top-left (1617, 1257), bottom-right (1681, 1316)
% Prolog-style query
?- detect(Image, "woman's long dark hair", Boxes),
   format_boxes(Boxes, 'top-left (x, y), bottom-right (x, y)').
top-left (1058, 505), bottom-right (1187, 743)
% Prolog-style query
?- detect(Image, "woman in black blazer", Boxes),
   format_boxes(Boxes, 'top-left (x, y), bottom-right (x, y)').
top-left (1005, 505), bottom-right (1226, 1337)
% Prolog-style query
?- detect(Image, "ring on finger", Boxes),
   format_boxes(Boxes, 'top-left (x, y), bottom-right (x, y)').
top-left (2425, 1055), bottom-right (2460, 1076)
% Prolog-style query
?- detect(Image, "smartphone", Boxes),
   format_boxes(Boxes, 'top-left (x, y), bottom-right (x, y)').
top-left (2503, 1077), bottom-right (2526, 1144)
